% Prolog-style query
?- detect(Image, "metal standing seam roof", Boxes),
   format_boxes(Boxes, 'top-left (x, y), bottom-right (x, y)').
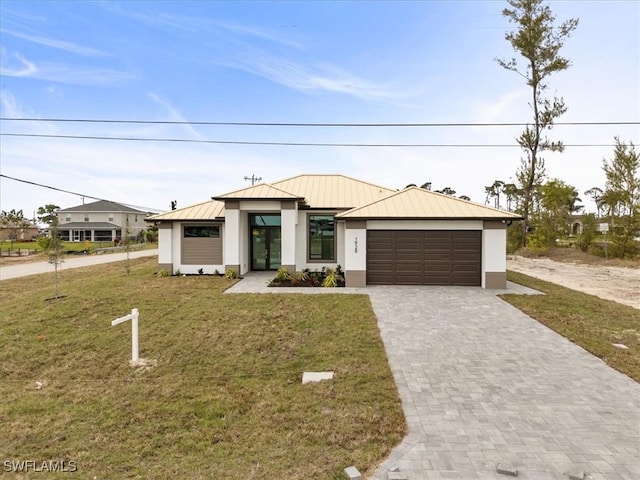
top-left (336, 186), bottom-right (524, 219)
top-left (270, 174), bottom-right (394, 209)
top-left (213, 183), bottom-right (304, 201)
top-left (146, 200), bottom-right (225, 221)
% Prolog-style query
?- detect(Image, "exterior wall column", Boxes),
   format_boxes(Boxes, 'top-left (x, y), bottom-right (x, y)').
top-left (482, 221), bottom-right (507, 289)
top-left (223, 201), bottom-right (241, 273)
top-left (344, 219), bottom-right (367, 287)
top-left (280, 201), bottom-right (297, 272)
top-left (157, 223), bottom-right (173, 273)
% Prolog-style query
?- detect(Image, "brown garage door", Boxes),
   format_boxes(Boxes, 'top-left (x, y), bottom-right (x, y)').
top-left (367, 230), bottom-right (481, 286)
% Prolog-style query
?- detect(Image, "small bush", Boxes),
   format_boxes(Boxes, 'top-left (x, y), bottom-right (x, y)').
top-left (274, 266), bottom-right (291, 282)
top-left (322, 267), bottom-right (344, 288)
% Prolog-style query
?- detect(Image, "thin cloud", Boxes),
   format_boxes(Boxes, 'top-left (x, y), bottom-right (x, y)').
top-left (215, 21), bottom-right (304, 49)
top-left (0, 51), bottom-right (137, 86)
top-left (477, 90), bottom-right (525, 124)
top-left (216, 54), bottom-right (403, 102)
top-left (0, 28), bottom-right (109, 57)
top-left (0, 51), bottom-right (37, 77)
top-left (148, 93), bottom-right (206, 141)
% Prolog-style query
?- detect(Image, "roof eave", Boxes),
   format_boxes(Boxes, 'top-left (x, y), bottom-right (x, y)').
top-left (211, 196), bottom-right (305, 202)
top-left (337, 215), bottom-right (524, 221)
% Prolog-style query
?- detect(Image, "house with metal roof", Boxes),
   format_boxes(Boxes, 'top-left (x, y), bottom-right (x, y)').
top-left (57, 200), bottom-right (150, 243)
top-left (147, 174), bottom-right (522, 288)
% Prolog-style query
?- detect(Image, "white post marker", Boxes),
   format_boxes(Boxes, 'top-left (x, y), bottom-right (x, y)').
top-left (112, 308), bottom-right (139, 365)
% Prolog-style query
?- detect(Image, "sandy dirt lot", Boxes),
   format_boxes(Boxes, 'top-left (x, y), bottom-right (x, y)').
top-left (507, 255), bottom-right (640, 310)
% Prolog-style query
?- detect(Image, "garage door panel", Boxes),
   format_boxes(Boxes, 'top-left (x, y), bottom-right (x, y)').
top-left (367, 230), bottom-right (481, 286)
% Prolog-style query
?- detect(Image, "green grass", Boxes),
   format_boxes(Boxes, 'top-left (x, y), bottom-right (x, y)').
top-left (503, 271), bottom-right (640, 383)
top-left (1, 240), bottom-right (116, 253)
top-left (0, 258), bottom-right (405, 479)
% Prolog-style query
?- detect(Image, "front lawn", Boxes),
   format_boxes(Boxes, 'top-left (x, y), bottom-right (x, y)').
top-left (0, 258), bottom-right (405, 479)
top-left (502, 271), bottom-right (640, 383)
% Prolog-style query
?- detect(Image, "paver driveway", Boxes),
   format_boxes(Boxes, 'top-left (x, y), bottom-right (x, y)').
top-left (367, 286), bottom-right (639, 480)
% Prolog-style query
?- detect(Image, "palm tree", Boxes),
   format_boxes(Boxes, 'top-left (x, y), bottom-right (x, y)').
top-left (584, 187), bottom-right (604, 217)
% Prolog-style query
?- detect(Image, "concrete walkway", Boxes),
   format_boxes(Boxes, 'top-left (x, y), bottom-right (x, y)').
top-left (0, 249), bottom-right (159, 280)
top-left (227, 273), bottom-right (640, 480)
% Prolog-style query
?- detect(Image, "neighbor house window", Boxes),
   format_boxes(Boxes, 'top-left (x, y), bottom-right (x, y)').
top-left (84, 214), bottom-right (89, 222)
top-left (65, 215), bottom-right (71, 222)
top-left (108, 215), bottom-right (114, 222)
top-left (308, 215), bottom-right (335, 261)
top-left (184, 226), bottom-right (220, 238)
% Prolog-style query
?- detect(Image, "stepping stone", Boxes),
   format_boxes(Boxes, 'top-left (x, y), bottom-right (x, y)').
top-left (302, 371), bottom-right (334, 384)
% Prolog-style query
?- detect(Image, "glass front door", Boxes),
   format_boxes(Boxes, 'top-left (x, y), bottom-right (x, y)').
top-left (250, 214), bottom-right (281, 271)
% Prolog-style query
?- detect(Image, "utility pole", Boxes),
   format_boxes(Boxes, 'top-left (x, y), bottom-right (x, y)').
top-left (244, 174), bottom-right (262, 186)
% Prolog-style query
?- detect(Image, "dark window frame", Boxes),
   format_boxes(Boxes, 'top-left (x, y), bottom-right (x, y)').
top-left (307, 214), bottom-right (336, 262)
top-left (184, 225), bottom-right (220, 238)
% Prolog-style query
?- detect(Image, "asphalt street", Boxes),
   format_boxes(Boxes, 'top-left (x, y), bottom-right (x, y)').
top-left (0, 249), bottom-right (158, 281)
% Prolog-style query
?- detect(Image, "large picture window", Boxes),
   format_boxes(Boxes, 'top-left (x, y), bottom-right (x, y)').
top-left (308, 215), bottom-right (335, 261)
top-left (184, 226), bottom-right (220, 238)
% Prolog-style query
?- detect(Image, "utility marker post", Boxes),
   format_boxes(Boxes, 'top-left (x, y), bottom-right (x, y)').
top-left (112, 308), bottom-right (139, 365)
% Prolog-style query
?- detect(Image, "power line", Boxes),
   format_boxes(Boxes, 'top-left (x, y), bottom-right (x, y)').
top-left (0, 132), bottom-right (621, 148)
top-left (1, 117), bottom-right (638, 127)
top-left (0, 174), bottom-right (165, 213)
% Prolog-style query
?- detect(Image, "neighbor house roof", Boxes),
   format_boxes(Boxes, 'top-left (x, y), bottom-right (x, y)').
top-left (336, 186), bottom-right (524, 220)
top-left (147, 200), bottom-right (225, 222)
top-left (58, 222), bottom-right (120, 229)
top-left (57, 200), bottom-right (147, 214)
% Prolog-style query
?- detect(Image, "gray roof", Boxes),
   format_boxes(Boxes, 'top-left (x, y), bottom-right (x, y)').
top-left (57, 200), bottom-right (148, 214)
top-left (57, 222), bottom-right (120, 229)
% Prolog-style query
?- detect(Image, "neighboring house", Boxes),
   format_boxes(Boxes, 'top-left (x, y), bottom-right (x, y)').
top-left (0, 221), bottom-right (39, 241)
top-left (56, 200), bottom-right (150, 242)
top-left (569, 214), bottom-right (584, 236)
top-left (147, 174), bottom-right (522, 288)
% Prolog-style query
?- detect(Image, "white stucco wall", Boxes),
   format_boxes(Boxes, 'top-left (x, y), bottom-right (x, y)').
top-left (239, 200), bottom-right (282, 211)
top-left (482, 228), bottom-right (507, 288)
top-left (344, 227), bottom-right (366, 271)
top-left (281, 208), bottom-right (297, 267)
top-left (158, 227), bottom-right (172, 266)
top-left (239, 211), bottom-right (249, 274)
top-left (224, 209), bottom-right (241, 270)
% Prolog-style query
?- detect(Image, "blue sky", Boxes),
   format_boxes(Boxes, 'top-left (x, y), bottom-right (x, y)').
top-left (1, 0), bottom-right (638, 219)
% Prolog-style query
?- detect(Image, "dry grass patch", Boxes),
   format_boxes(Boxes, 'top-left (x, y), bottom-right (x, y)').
top-left (512, 246), bottom-right (640, 268)
top-left (503, 271), bottom-right (640, 383)
top-left (0, 258), bottom-right (405, 479)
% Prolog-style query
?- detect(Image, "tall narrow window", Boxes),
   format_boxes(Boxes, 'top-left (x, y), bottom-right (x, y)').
top-left (308, 215), bottom-right (335, 261)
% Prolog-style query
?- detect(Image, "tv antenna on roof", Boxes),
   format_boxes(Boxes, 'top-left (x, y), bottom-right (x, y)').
top-left (244, 174), bottom-right (262, 186)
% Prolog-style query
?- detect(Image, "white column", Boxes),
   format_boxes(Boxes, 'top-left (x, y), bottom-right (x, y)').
top-left (224, 208), bottom-right (241, 267)
top-left (281, 208), bottom-right (297, 268)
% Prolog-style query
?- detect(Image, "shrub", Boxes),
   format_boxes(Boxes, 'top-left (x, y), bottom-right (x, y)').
top-left (322, 267), bottom-right (344, 288)
top-left (274, 266), bottom-right (291, 282)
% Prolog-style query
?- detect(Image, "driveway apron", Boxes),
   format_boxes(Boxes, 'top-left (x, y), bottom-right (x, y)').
top-left (367, 286), bottom-right (639, 480)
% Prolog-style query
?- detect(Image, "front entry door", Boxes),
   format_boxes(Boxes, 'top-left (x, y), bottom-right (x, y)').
top-left (251, 226), bottom-right (281, 270)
